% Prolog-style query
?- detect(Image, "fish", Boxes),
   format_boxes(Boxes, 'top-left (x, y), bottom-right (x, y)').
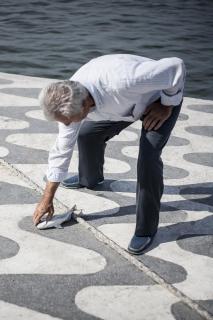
top-left (36, 205), bottom-right (77, 230)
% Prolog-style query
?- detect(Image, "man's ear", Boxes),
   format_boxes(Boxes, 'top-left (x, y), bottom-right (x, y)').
top-left (65, 80), bottom-right (76, 86)
top-left (83, 104), bottom-right (89, 114)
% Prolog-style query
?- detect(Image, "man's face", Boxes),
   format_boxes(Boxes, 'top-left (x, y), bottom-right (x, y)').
top-left (55, 102), bottom-right (91, 126)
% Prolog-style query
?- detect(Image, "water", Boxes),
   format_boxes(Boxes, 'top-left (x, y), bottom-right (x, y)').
top-left (0, 0), bottom-right (213, 100)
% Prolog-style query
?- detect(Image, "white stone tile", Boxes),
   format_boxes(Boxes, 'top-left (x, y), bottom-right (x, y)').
top-left (104, 157), bottom-right (130, 174)
top-left (75, 285), bottom-right (179, 320)
top-left (0, 116), bottom-right (29, 130)
top-left (98, 223), bottom-right (134, 249)
top-left (6, 133), bottom-right (131, 173)
top-left (6, 133), bottom-right (57, 151)
top-left (0, 165), bottom-right (34, 189)
top-left (162, 146), bottom-right (213, 185)
top-left (0, 72), bottom-right (55, 87)
top-left (0, 92), bottom-right (39, 107)
top-left (14, 164), bottom-right (48, 188)
top-left (56, 188), bottom-right (120, 216)
top-left (0, 147), bottom-right (9, 157)
top-left (0, 300), bottom-right (62, 320)
top-left (122, 146), bottom-right (139, 159)
top-left (14, 164), bottom-right (120, 216)
top-left (98, 215), bottom-right (213, 300)
top-left (149, 235), bottom-right (213, 300)
top-left (110, 130), bottom-right (138, 142)
top-left (25, 110), bottom-right (47, 121)
top-left (0, 204), bottom-right (106, 274)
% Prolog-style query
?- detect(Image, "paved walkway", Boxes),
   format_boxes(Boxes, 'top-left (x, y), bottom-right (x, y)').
top-left (0, 72), bottom-right (212, 320)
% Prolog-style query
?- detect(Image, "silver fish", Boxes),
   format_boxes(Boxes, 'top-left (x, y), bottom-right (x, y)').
top-left (36, 205), bottom-right (77, 230)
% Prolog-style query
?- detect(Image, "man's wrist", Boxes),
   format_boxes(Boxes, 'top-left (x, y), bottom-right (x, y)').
top-left (161, 103), bottom-right (174, 109)
top-left (43, 181), bottom-right (60, 201)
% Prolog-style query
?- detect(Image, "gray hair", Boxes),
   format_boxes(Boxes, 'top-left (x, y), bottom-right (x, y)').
top-left (38, 80), bottom-right (89, 121)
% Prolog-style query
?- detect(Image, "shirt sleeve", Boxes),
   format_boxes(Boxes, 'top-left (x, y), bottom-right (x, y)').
top-left (46, 120), bottom-right (83, 182)
top-left (127, 57), bottom-right (186, 106)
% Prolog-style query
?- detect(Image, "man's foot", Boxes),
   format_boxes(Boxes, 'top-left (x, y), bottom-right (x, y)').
top-left (61, 175), bottom-right (104, 189)
top-left (43, 175), bottom-right (83, 188)
top-left (60, 175), bottom-right (84, 189)
top-left (43, 175), bottom-right (104, 189)
top-left (127, 234), bottom-right (155, 255)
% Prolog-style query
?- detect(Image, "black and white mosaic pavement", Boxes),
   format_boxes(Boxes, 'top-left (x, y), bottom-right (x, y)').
top-left (0, 72), bottom-right (212, 319)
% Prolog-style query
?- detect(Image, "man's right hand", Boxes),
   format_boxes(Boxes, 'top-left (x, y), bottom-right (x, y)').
top-left (33, 197), bottom-right (54, 225)
top-left (33, 181), bottom-right (60, 225)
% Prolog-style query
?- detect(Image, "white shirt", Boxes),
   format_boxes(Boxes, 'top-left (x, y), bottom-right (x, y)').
top-left (46, 53), bottom-right (186, 182)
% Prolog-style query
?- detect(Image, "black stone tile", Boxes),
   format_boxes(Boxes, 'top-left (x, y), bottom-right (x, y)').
top-left (178, 113), bottom-right (189, 121)
top-left (141, 255), bottom-right (187, 284)
top-left (164, 165), bottom-right (189, 179)
top-left (196, 300), bottom-right (213, 316)
top-left (187, 104), bottom-right (213, 114)
top-left (0, 78), bottom-right (14, 85)
top-left (0, 182), bottom-right (40, 205)
top-left (177, 234), bottom-right (213, 258)
top-left (0, 236), bottom-right (19, 259)
top-left (171, 301), bottom-right (205, 320)
top-left (183, 153), bottom-right (213, 167)
top-left (0, 88), bottom-right (42, 99)
top-left (167, 136), bottom-right (190, 146)
top-left (185, 126), bottom-right (213, 138)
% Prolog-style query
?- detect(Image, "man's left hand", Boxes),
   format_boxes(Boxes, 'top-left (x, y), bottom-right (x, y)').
top-left (142, 101), bottom-right (173, 131)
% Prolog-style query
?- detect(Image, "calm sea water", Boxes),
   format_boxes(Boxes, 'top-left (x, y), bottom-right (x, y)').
top-left (0, 0), bottom-right (213, 99)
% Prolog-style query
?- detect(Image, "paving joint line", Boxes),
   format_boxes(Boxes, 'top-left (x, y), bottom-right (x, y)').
top-left (1, 158), bottom-right (212, 320)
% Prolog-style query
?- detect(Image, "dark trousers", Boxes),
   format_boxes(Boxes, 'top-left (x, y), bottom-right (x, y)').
top-left (77, 100), bottom-right (183, 236)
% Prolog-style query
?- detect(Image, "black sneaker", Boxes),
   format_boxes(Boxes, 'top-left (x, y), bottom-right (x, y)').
top-left (60, 175), bottom-right (84, 189)
top-left (61, 175), bottom-right (104, 189)
top-left (43, 174), bottom-right (84, 188)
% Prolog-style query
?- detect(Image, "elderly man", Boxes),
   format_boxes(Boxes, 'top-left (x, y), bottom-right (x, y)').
top-left (33, 53), bottom-right (186, 255)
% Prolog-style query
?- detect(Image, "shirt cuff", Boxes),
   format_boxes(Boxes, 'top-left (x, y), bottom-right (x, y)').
top-left (46, 169), bottom-right (68, 182)
top-left (160, 89), bottom-right (183, 106)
